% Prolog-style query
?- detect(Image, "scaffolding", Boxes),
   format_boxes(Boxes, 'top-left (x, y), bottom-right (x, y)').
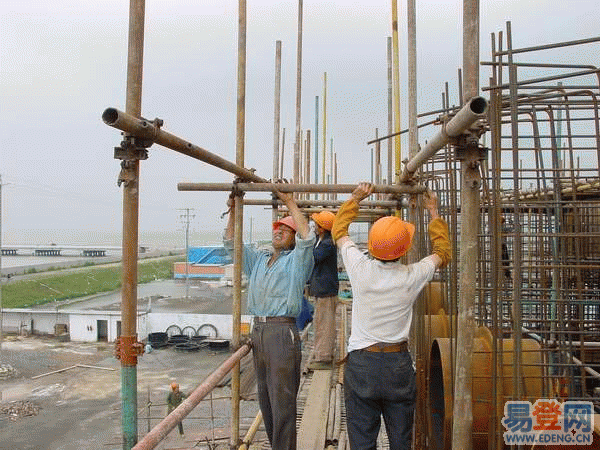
top-left (103, 1), bottom-right (600, 449)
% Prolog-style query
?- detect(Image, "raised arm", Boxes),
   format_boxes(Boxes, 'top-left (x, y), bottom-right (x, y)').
top-left (332, 182), bottom-right (374, 248)
top-left (423, 189), bottom-right (451, 269)
top-left (275, 190), bottom-right (310, 239)
top-left (224, 194), bottom-right (236, 241)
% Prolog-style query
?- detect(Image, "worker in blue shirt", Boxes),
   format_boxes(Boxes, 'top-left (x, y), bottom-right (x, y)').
top-left (224, 188), bottom-right (315, 450)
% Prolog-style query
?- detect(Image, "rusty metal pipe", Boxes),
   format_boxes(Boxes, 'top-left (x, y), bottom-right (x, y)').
top-left (272, 40), bottom-right (282, 221)
top-left (132, 344), bottom-right (251, 450)
top-left (293, 0), bottom-right (304, 184)
top-left (120, 0), bottom-right (145, 448)
top-left (242, 198), bottom-right (408, 208)
top-left (102, 108), bottom-right (265, 183)
top-left (231, 1), bottom-right (248, 445)
top-left (178, 182), bottom-right (425, 195)
top-left (399, 96), bottom-right (487, 183)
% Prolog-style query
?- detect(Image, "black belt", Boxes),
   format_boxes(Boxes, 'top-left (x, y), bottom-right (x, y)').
top-left (254, 316), bottom-right (295, 324)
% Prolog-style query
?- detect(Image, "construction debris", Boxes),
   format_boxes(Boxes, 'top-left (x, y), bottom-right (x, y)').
top-left (1, 401), bottom-right (41, 422)
top-left (0, 364), bottom-right (19, 381)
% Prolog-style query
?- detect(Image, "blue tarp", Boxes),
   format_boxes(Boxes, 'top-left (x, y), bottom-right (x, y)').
top-left (187, 246), bottom-right (231, 265)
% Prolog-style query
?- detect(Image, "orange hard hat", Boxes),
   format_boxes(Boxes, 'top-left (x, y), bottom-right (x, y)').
top-left (311, 211), bottom-right (335, 231)
top-left (170, 382), bottom-right (179, 390)
top-left (368, 216), bottom-right (415, 261)
top-left (273, 215), bottom-right (297, 232)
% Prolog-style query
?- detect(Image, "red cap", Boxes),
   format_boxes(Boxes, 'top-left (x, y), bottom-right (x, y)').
top-left (273, 215), bottom-right (297, 232)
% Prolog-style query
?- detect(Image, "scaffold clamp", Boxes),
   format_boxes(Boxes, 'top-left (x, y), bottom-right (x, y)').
top-left (114, 335), bottom-right (145, 366)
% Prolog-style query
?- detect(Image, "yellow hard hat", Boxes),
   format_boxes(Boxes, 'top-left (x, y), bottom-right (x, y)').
top-left (170, 382), bottom-right (179, 390)
top-left (368, 216), bottom-right (415, 261)
top-left (311, 211), bottom-right (335, 231)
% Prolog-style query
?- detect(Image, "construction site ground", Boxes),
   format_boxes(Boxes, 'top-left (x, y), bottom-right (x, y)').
top-left (0, 333), bottom-right (267, 450)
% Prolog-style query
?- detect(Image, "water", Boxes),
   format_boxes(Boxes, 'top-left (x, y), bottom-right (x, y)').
top-left (0, 227), bottom-right (272, 272)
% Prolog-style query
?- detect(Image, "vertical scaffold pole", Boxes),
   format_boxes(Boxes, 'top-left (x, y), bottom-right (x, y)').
top-left (120, 1), bottom-right (145, 449)
top-left (315, 96), bottom-right (319, 186)
top-left (452, 0), bottom-right (480, 449)
top-left (273, 40), bottom-right (282, 222)
top-left (294, 0), bottom-right (304, 185)
top-left (322, 72), bottom-right (327, 200)
top-left (387, 37), bottom-right (393, 185)
top-left (231, 0), bottom-right (247, 447)
top-left (391, 0), bottom-right (402, 184)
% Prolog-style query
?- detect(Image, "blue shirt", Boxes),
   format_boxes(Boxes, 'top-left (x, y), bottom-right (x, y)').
top-left (224, 231), bottom-right (315, 317)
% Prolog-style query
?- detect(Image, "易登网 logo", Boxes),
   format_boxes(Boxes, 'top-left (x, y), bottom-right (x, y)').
top-left (502, 399), bottom-right (594, 446)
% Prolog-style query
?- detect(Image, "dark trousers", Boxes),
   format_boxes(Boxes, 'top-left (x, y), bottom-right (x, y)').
top-left (251, 322), bottom-right (301, 450)
top-left (344, 350), bottom-right (416, 450)
top-left (167, 410), bottom-right (184, 435)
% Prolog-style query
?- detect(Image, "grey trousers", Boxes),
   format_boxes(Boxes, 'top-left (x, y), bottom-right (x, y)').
top-left (310, 295), bottom-right (338, 362)
top-left (251, 321), bottom-right (301, 450)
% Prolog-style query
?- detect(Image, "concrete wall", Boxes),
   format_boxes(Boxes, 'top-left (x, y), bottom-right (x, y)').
top-left (2, 309), bottom-right (247, 342)
top-left (1, 309), bottom-right (69, 335)
top-left (69, 311), bottom-right (147, 343)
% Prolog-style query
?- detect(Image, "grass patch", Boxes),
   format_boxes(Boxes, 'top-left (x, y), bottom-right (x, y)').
top-left (2, 257), bottom-right (177, 309)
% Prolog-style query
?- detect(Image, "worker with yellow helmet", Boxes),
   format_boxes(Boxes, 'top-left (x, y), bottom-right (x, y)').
top-left (331, 182), bottom-right (451, 450)
top-left (307, 210), bottom-right (339, 370)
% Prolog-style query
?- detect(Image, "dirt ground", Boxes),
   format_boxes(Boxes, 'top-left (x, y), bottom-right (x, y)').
top-left (0, 334), bottom-right (265, 450)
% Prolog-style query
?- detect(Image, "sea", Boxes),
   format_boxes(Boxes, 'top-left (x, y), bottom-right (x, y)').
top-left (0, 228), bottom-right (270, 273)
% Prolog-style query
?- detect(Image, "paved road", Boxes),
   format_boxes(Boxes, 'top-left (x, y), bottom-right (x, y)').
top-left (1, 249), bottom-right (184, 280)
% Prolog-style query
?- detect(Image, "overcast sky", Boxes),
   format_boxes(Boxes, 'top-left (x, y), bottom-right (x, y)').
top-left (1, 0), bottom-right (598, 245)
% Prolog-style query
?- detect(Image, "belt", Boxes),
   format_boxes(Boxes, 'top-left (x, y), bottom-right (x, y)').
top-left (254, 316), bottom-right (296, 324)
top-left (362, 341), bottom-right (408, 353)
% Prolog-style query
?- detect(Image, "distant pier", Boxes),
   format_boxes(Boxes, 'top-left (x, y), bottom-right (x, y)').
top-left (1, 244), bottom-right (122, 257)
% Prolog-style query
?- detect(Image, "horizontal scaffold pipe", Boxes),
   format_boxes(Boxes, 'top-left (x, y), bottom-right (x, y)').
top-left (291, 208), bottom-right (400, 216)
top-left (102, 108), bottom-right (265, 183)
top-left (243, 199), bottom-right (408, 208)
top-left (132, 343), bottom-right (251, 450)
top-left (399, 96), bottom-right (488, 183)
top-left (178, 182), bottom-right (426, 195)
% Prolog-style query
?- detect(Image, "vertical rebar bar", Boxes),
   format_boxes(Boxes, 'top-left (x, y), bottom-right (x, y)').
top-left (121, 1), bottom-right (145, 448)
top-left (506, 21), bottom-right (524, 404)
top-left (375, 128), bottom-right (381, 189)
top-left (306, 130), bottom-right (311, 200)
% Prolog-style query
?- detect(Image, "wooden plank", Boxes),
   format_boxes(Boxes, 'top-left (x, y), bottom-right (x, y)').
top-left (297, 370), bottom-right (332, 450)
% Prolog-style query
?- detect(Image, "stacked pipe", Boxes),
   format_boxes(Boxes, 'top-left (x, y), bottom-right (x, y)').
top-left (422, 282), bottom-right (544, 450)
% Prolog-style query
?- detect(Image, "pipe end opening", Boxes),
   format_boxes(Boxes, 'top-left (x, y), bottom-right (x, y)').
top-left (469, 96), bottom-right (487, 115)
top-left (102, 108), bottom-right (119, 125)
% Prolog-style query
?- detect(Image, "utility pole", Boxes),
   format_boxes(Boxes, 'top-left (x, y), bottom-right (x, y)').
top-left (178, 208), bottom-right (195, 300)
top-left (0, 174), bottom-right (3, 358)
top-left (0, 175), bottom-right (10, 361)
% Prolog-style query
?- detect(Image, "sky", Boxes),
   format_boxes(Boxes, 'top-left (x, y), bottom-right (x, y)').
top-left (1, 0), bottom-right (599, 246)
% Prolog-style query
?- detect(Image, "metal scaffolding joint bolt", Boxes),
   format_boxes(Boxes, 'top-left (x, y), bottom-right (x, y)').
top-left (114, 335), bottom-right (145, 366)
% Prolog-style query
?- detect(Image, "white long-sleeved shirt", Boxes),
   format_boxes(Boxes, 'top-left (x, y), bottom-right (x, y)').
top-left (340, 239), bottom-right (437, 352)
